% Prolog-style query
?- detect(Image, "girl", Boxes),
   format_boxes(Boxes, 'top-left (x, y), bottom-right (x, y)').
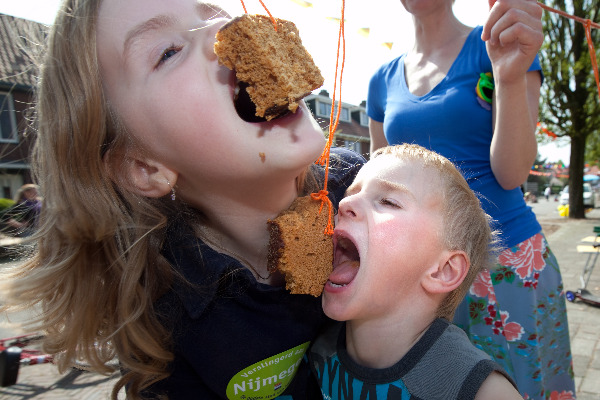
top-left (0, 0), bottom-right (364, 398)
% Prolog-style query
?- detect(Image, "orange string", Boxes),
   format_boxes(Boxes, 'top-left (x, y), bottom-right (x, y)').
top-left (313, 0), bottom-right (345, 235)
top-left (239, 0), bottom-right (277, 31)
top-left (538, 2), bottom-right (600, 102)
top-left (258, 0), bottom-right (278, 31)
top-left (584, 20), bottom-right (600, 102)
top-left (237, 0), bottom-right (345, 235)
top-left (239, 0), bottom-right (247, 14)
top-left (311, 190), bottom-right (334, 235)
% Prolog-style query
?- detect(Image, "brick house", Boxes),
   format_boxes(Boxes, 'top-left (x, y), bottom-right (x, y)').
top-left (0, 14), bottom-right (43, 200)
top-left (305, 90), bottom-right (371, 160)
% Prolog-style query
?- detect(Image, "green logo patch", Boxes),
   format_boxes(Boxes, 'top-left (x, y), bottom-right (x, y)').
top-left (226, 342), bottom-right (310, 399)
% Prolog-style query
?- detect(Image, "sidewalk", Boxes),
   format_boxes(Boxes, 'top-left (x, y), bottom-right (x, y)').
top-left (537, 200), bottom-right (600, 400)
top-left (1, 199), bottom-right (600, 399)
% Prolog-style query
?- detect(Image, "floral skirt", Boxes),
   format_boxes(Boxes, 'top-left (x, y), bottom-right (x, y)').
top-left (453, 232), bottom-right (576, 400)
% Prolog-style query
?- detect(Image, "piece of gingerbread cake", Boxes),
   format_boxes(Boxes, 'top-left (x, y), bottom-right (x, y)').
top-left (214, 14), bottom-right (324, 121)
top-left (267, 196), bottom-right (333, 296)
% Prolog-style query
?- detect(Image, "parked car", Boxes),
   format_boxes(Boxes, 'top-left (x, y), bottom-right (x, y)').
top-left (560, 184), bottom-right (595, 208)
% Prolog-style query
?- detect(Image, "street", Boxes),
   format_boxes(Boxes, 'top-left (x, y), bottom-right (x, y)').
top-left (1, 197), bottom-right (600, 399)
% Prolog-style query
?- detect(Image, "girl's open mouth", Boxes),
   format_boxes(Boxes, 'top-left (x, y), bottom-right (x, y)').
top-left (234, 80), bottom-right (291, 123)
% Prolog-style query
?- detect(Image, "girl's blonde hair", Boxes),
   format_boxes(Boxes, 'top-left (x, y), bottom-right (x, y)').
top-left (3, 0), bottom-right (322, 398)
top-left (372, 144), bottom-right (498, 320)
top-left (1, 0), bottom-right (174, 397)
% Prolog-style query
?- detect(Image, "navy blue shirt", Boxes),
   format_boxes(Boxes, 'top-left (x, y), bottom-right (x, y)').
top-left (144, 148), bottom-right (365, 399)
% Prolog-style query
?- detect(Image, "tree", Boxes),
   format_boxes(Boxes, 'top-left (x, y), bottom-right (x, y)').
top-left (539, 0), bottom-right (600, 218)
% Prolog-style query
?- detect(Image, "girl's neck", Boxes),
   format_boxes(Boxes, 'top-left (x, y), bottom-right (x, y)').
top-left (195, 178), bottom-right (299, 283)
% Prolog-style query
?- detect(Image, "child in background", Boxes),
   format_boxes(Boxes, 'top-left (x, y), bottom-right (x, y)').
top-left (0, 0), bottom-right (364, 399)
top-left (3, 183), bottom-right (42, 237)
top-left (310, 144), bottom-right (522, 400)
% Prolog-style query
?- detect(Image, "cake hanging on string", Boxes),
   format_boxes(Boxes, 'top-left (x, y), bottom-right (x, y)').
top-left (214, 14), bottom-right (324, 121)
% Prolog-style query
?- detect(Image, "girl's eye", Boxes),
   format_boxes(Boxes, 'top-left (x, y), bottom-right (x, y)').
top-left (380, 198), bottom-right (401, 208)
top-left (156, 45), bottom-right (182, 67)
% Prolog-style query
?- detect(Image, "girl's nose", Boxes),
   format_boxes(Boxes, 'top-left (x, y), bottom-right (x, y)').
top-left (202, 18), bottom-right (230, 59)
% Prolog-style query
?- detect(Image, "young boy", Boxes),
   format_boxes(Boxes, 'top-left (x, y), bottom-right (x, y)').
top-left (309, 144), bottom-right (522, 400)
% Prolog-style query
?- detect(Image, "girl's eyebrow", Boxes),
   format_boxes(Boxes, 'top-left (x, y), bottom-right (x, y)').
top-left (123, 14), bottom-right (178, 59)
top-left (200, 2), bottom-right (231, 19)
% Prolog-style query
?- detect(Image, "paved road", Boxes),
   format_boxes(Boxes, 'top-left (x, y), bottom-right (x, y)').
top-left (1, 198), bottom-right (600, 399)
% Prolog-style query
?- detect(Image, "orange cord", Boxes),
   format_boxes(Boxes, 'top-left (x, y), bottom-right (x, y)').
top-left (313, 0), bottom-right (346, 235)
top-left (258, 0), bottom-right (278, 31)
top-left (538, 2), bottom-right (600, 102)
top-left (584, 20), bottom-right (600, 103)
top-left (239, 0), bottom-right (278, 31)
top-left (237, 0), bottom-right (346, 235)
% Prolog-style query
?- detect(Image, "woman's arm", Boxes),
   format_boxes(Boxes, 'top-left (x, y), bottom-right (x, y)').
top-left (369, 119), bottom-right (389, 155)
top-left (484, 0), bottom-right (544, 189)
top-left (490, 70), bottom-right (541, 189)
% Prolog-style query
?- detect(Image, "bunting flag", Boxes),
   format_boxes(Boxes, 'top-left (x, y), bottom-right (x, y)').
top-left (536, 122), bottom-right (558, 139)
top-left (286, 0), bottom-right (394, 50)
top-left (529, 170), bottom-right (553, 176)
top-left (357, 27), bottom-right (370, 37)
top-left (290, 0), bottom-right (313, 7)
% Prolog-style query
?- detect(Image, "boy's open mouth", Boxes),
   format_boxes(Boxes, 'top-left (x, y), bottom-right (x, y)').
top-left (234, 80), bottom-right (290, 123)
top-left (329, 235), bottom-right (360, 288)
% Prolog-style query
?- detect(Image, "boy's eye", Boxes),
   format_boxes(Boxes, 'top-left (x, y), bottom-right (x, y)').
top-left (380, 198), bottom-right (401, 208)
top-left (156, 45), bottom-right (182, 67)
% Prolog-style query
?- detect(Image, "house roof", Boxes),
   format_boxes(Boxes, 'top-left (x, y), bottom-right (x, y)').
top-left (0, 14), bottom-right (46, 89)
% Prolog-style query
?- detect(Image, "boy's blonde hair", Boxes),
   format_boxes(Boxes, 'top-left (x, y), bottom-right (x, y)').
top-left (372, 144), bottom-right (497, 320)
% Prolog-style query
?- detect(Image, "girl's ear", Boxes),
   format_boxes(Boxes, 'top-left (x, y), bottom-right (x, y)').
top-left (104, 149), bottom-right (178, 198)
top-left (422, 251), bottom-right (469, 294)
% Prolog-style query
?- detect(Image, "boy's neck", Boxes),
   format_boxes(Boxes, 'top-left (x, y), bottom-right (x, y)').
top-left (344, 313), bottom-right (436, 369)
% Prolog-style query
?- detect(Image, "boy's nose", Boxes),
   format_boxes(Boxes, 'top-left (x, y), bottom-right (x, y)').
top-left (338, 196), bottom-right (359, 219)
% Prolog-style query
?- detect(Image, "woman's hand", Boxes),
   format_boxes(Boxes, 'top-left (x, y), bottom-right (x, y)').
top-left (483, 0), bottom-right (544, 85)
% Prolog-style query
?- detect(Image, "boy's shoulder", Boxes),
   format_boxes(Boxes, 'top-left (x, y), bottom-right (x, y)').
top-left (308, 319), bottom-right (517, 400)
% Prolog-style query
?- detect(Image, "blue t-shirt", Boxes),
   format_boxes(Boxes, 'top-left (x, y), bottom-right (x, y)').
top-left (367, 26), bottom-right (541, 248)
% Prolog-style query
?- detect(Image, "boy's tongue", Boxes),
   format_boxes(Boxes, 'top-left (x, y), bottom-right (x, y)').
top-left (328, 260), bottom-right (359, 285)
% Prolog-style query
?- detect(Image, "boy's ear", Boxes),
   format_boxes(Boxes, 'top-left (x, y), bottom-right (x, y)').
top-left (105, 149), bottom-right (178, 198)
top-left (422, 251), bottom-right (469, 294)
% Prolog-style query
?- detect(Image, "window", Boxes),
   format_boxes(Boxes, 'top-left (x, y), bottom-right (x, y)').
top-left (0, 93), bottom-right (18, 142)
top-left (331, 105), bottom-right (350, 122)
top-left (359, 111), bottom-right (368, 126)
top-left (337, 106), bottom-right (350, 122)
top-left (317, 100), bottom-right (350, 122)
top-left (344, 140), bottom-right (361, 154)
top-left (317, 101), bottom-right (330, 118)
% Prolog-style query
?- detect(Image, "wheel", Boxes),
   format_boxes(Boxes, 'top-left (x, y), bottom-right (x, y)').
top-left (565, 291), bottom-right (576, 302)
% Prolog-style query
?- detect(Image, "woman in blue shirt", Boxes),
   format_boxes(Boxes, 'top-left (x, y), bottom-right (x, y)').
top-left (367, 1), bottom-right (575, 398)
